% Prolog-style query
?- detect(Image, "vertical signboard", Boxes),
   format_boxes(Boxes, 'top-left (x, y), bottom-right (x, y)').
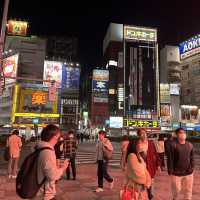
top-left (62, 65), bottom-right (80, 89)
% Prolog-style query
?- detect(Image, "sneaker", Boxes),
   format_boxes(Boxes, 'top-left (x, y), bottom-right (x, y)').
top-left (8, 175), bottom-right (12, 179)
top-left (12, 175), bottom-right (17, 179)
top-left (110, 179), bottom-right (114, 190)
top-left (95, 188), bottom-right (104, 193)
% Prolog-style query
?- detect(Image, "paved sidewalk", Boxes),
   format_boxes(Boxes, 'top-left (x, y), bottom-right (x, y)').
top-left (0, 164), bottom-right (200, 200)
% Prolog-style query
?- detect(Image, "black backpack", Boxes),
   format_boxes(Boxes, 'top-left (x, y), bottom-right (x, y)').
top-left (16, 147), bottom-right (52, 199)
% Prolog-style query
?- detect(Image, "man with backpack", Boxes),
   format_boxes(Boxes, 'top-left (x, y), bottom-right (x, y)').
top-left (95, 130), bottom-right (114, 193)
top-left (167, 128), bottom-right (194, 200)
top-left (16, 124), bottom-right (69, 200)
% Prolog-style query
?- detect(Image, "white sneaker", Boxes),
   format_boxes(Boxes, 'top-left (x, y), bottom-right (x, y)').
top-left (110, 179), bottom-right (114, 190)
top-left (8, 175), bottom-right (12, 179)
top-left (12, 175), bottom-right (17, 179)
top-left (95, 188), bottom-right (104, 193)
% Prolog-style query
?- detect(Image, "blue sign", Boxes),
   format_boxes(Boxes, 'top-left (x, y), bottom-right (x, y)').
top-left (62, 66), bottom-right (80, 89)
top-left (92, 80), bottom-right (108, 92)
top-left (179, 35), bottom-right (200, 60)
top-left (33, 118), bottom-right (39, 124)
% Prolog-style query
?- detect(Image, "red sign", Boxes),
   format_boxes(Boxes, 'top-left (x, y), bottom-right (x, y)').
top-left (7, 20), bottom-right (28, 36)
top-left (49, 86), bottom-right (56, 102)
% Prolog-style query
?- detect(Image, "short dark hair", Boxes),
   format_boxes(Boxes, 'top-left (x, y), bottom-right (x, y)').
top-left (98, 130), bottom-right (106, 136)
top-left (68, 130), bottom-right (74, 135)
top-left (122, 135), bottom-right (129, 141)
top-left (175, 128), bottom-right (185, 135)
top-left (41, 124), bottom-right (60, 142)
top-left (12, 129), bottom-right (19, 135)
top-left (137, 128), bottom-right (146, 136)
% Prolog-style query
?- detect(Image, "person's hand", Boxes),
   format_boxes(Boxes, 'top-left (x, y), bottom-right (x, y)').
top-left (157, 166), bottom-right (162, 173)
top-left (61, 160), bottom-right (69, 170)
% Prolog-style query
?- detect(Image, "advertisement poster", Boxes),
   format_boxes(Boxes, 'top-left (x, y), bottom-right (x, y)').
top-left (160, 104), bottom-right (171, 126)
top-left (181, 105), bottom-right (198, 123)
top-left (43, 61), bottom-right (62, 88)
top-left (62, 66), bottom-right (80, 89)
top-left (170, 84), bottom-right (180, 95)
top-left (109, 117), bottom-right (123, 128)
top-left (160, 84), bottom-right (170, 103)
top-left (3, 54), bottom-right (19, 85)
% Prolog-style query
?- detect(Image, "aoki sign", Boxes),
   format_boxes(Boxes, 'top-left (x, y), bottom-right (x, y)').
top-left (179, 35), bottom-right (200, 60)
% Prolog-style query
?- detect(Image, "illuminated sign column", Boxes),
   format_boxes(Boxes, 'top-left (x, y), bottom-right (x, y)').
top-left (7, 20), bottom-right (28, 36)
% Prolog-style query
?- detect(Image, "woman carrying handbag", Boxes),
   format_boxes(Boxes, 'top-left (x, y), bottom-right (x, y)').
top-left (120, 139), bottom-right (151, 200)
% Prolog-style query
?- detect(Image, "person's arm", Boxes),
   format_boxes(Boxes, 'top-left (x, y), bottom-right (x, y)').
top-left (103, 139), bottom-right (113, 151)
top-left (151, 141), bottom-right (161, 168)
top-left (42, 150), bottom-right (68, 181)
top-left (167, 142), bottom-right (174, 175)
top-left (190, 144), bottom-right (195, 170)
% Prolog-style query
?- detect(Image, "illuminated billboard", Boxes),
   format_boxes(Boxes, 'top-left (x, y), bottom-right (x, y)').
top-left (109, 117), bottom-right (123, 128)
top-left (62, 66), bottom-right (80, 89)
top-left (123, 119), bottom-right (160, 128)
top-left (93, 69), bottom-right (109, 81)
top-left (11, 84), bottom-right (59, 125)
top-left (3, 54), bottom-right (19, 85)
top-left (179, 35), bottom-right (200, 60)
top-left (7, 20), bottom-right (28, 36)
top-left (43, 61), bottom-right (62, 88)
top-left (124, 26), bottom-right (157, 42)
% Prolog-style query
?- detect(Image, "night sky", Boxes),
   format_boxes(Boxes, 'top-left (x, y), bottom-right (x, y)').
top-left (0, 0), bottom-right (200, 70)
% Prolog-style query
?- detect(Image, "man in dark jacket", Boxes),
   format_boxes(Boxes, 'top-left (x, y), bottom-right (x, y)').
top-left (168, 128), bottom-right (194, 200)
top-left (63, 130), bottom-right (77, 180)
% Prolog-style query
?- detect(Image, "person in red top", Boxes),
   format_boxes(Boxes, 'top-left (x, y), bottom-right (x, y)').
top-left (137, 128), bottom-right (161, 200)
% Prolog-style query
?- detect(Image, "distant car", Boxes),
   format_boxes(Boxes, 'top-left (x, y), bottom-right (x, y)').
top-left (148, 132), bottom-right (172, 141)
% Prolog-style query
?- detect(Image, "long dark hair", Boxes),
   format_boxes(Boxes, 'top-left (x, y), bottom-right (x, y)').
top-left (126, 139), bottom-right (141, 163)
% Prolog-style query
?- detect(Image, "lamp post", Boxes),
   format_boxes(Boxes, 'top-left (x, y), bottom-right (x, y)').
top-left (0, 0), bottom-right (10, 94)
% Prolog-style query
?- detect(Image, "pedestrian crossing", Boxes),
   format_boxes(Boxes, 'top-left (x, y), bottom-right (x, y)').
top-left (76, 151), bottom-right (121, 167)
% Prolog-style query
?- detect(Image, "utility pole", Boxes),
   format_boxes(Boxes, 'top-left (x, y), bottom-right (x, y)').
top-left (0, 0), bottom-right (10, 93)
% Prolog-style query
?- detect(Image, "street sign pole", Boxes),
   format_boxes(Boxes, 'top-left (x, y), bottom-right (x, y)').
top-left (0, 0), bottom-right (10, 94)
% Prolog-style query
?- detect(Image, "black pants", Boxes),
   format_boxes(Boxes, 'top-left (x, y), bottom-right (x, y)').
top-left (97, 160), bottom-right (113, 188)
top-left (159, 153), bottom-right (165, 168)
top-left (66, 157), bottom-right (76, 179)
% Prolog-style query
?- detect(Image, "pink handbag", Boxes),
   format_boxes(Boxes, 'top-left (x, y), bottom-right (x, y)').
top-left (120, 186), bottom-right (138, 200)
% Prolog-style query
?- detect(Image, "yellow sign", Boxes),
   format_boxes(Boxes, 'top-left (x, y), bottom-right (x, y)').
top-left (7, 20), bottom-right (28, 36)
top-left (14, 113), bottom-right (60, 118)
top-left (32, 91), bottom-right (47, 105)
top-left (124, 26), bottom-right (157, 42)
top-left (124, 119), bottom-right (160, 128)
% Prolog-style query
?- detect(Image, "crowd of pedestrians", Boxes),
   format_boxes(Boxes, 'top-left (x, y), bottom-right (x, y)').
top-left (3, 125), bottom-right (195, 200)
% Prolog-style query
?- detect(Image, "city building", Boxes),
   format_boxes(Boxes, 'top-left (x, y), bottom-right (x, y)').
top-left (160, 45), bottom-right (181, 129)
top-left (103, 23), bottom-right (160, 133)
top-left (46, 36), bottom-right (78, 61)
top-left (4, 35), bottom-right (46, 81)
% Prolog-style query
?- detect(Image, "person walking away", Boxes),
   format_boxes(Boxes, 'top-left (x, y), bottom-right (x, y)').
top-left (63, 130), bottom-right (77, 180)
top-left (7, 129), bottom-right (22, 179)
top-left (95, 130), bottom-right (114, 192)
top-left (122, 140), bottom-right (151, 200)
top-left (168, 128), bottom-right (194, 200)
top-left (54, 135), bottom-right (64, 167)
top-left (137, 129), bottom-right (161, 200)
top-left (154, 134), bottom-right (165, 171)
top-left (33, 124), bottom-right (68, 200)
top-left (120, 135), bottom-right (129, 171)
